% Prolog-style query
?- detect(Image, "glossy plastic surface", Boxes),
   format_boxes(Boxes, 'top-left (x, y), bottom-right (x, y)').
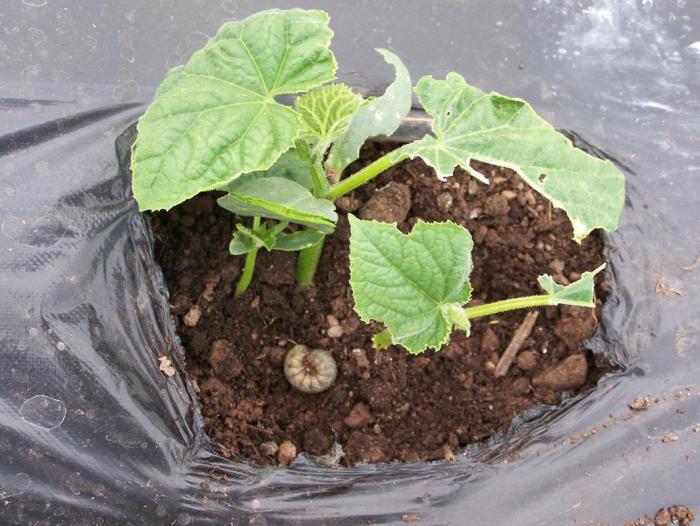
top-left (1, 1), bottom-right (699, 524)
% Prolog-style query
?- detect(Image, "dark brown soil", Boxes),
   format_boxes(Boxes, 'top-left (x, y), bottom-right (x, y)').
top-left (150, 142), bottom-right (612, 466)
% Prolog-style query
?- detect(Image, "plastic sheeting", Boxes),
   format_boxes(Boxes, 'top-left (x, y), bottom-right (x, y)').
top-left (1, 1), bottom-right (699, 524)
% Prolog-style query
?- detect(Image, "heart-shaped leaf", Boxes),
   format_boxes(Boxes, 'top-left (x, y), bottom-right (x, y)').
top-left (326, 49), bottom-right (412, 175)
top-left (395, 73), bottom-right (625, 241)
top-left (349, 215), bottom-right (473, 354)
top-left (131, 9), bottom-right (337, 211)
top-left (218, 177), bottom-right (337, 232)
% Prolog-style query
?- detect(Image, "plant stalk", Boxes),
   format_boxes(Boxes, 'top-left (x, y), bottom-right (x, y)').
top-left (326, 151), bottom-right (406, 200)
top-left (234, 217), bottom-right (261, 297)
top-left (295, 236), bottom-right (326, 286)
top-left (309, 159), bottom-right (330, 197)
top-left (464, 295), bottom-right (554, 320)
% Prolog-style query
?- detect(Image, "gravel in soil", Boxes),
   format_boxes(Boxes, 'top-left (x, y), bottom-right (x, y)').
top-left (150, 142), bottom-right (612, 465)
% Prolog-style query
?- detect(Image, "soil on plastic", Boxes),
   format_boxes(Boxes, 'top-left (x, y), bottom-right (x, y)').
top-left (151, 142), bottom-right (613, 466)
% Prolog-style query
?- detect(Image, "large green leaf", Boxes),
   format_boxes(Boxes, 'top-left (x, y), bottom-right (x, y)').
top-left (217, 177), bottom-right (337, 231)
top-left (295, 83), bottom-right (364, 152)
top-left (349, 215), bottom-right (473, 354)
top-left (395, 73), bottom-right (625, 241)
top-left (131, 9), bottom-right (337, 211)
top-left (538, 264), bottom-right (605, 307)
top-left (326, 49), bottom-right (412, 174)
top-left (221, 149), bottom-right (314, 191)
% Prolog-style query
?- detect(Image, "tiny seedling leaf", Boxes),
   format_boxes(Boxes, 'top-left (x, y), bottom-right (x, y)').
top-left (218, 177), bottom-right (337, 232)
top-left (396, 73), bottom-right (625, 241)
top-left (295, 83), bottom-right (364, 152)
top-left (349, 216), bottom-right (473, 354)
top-left (131, 9), bottom-right (337, 211)
top-left (538, 263), bottom-right (605, 307)
top-left (327, 49), bottom-right (412, 174)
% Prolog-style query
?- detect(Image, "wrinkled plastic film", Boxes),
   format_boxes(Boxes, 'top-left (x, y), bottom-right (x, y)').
top-left (1, 1), bottom-right (699, 524)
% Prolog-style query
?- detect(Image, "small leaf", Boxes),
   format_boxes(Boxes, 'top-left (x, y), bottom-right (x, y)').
top-left (274, 229), bottom-right (325, 251)
top-left (538, 263), bottom-right (605, 307)
top-left (349, 216), bottom-right (473, 354)
top-left (229, 231), bottom-right (255, 255)
top-left (327, 49), bottom-right (413, 174)
top-left (295, 83), bottom-right (364, 151)
top-left (372, 328), bottom-right (393, 350)
top-left (132, 9), bottom-right (337, 211)
top-left (395, 73), bottom-right (625, 241)
top-left (217, 177), bottom-right (337, 231)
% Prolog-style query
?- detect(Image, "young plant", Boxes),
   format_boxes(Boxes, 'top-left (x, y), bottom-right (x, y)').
top-left (131, 9), bottom-right (625, 354)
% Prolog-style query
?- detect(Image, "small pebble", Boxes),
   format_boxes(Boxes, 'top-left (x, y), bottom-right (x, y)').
top-left (260, 441), bottom-right (278, 456)
top-left (183, 305), bottom-right (201, 327)
top-left (277, 440), bottom-right (297, 465)
top-left (327, 325), bottom-right (344, 338)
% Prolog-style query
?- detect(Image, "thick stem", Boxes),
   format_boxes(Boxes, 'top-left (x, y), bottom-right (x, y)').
top-left (295, 235), bottom-right (326, 286)
top-left (326, 151), bottom-right (406, 200)
top-left (463, 295), bottom-right (553, 320)
top-left (234, 217), bottom-right (260, 297)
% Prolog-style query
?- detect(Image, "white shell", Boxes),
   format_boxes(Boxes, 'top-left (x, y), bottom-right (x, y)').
top-left (284, 344), bottom-right (337, 393)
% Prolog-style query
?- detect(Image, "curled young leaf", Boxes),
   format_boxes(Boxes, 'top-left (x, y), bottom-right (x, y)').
top-left (295, 83), bottom-right (364, 153)
top-left (217, 177), bottom-right (337, 232)
top-left (326, 49), bottom-right (413, 175)
top-left (349, 215), bottom-right (473, 354)
top-left (395, 73), bottom-right (625, 241)
top-left (131, 9), bottom-right (337, 211)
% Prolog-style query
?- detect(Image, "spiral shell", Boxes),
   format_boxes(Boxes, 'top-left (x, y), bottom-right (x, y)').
top-left (284, 344), bottom-right (337, 393)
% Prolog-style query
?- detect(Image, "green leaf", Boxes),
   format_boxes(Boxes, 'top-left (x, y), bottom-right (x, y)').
top-left (538, 263), bottom-right (605, 307)
top-left (217, 177), bottom-right (337, 232)
top-left (275, 229), bottom-right (325, 251)
top-left (395, 73), bottom-right (625, 241)
top-left (229, 231), bottom-right (256, 255)
top-left (327, 49), bottom-right (412, 174)
top-left (295, 83), bottom-right (364, 151)
top-left (372, 328), bottom-right (393, 350)
top-left (131, 9), bottom-right (337, 211)
top-left (349, 215), bottom-right (473, 354)
top-left (221, 149), bottom-right (314, 191)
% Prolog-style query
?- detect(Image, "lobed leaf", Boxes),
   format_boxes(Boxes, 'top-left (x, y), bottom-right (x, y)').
top-left (349, 216), bottom-right (473, 354)
top-left (395, 73), bottom-right (625, 241)
top-left (131, 9), bottom-right (337, 211)
top-left (295, 83), bottom-right (364, 152)
top-left (217, 177), bottom-right (337, 232)
top-left (538, 263), bottom-right (605, 307)
top-left (326, 49), bottom-right (413, 175)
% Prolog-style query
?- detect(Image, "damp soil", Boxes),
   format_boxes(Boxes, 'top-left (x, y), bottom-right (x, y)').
top-left (150, 142), bottom-right (613, 466)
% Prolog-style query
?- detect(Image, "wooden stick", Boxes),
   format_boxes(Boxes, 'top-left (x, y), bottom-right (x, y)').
top-left (494, 311), bottom-right (539, 377)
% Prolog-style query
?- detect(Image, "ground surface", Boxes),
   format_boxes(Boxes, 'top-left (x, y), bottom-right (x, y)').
top-left (151, 142), bottom-right (611, 465)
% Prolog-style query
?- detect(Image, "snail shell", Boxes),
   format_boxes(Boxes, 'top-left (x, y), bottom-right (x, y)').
top-left (284, 344), bottom-right (337, 393)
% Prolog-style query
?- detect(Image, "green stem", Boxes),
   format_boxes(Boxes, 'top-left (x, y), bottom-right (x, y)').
top-left (234, 217), bottom-right (261, 297)
top-left (373, 294), bottom-right (556, 347)
top-left (295, 235), bottom-right (326, 286)
top-left (326, 151), bottom-right (406, 200)
top-left (309, 159), bottom-right (330, 197)
top-left (463, 294), bottom-right (553, 320)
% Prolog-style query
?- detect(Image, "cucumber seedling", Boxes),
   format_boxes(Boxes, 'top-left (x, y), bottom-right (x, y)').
top-left (132, 8), bottom-right (624, 354)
